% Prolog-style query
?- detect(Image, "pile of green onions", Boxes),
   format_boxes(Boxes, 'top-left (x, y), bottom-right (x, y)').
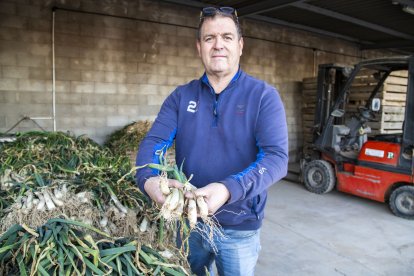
top-left (0, 131), bottom-right (146, 216)
top-left (0, 131), bottom-right (189, 274)
top-left (104, 120), bottom-right (152, 158)
top-left (0, 218), bottom-right (188, 275)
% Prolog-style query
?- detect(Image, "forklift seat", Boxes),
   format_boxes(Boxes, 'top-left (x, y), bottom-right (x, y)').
top-left (332, 117), bottom-right (371, 159)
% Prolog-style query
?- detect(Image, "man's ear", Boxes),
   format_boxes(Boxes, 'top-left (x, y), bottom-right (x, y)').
top-left (239, 37), bottom-right (244, 56)
top-left (196, 40), bottom-right (201, 57)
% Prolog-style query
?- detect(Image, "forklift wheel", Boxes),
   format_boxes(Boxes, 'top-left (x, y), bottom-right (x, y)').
top-left (303, 160), bottom-right (335, 194)
top-left (389, 186), bottom-right (414, 220)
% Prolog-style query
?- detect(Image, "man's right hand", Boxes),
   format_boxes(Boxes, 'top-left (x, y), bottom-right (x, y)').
top-left (144, 176), bottom-right (183, 205)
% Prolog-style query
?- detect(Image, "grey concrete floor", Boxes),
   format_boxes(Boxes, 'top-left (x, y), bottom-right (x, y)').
top-left (256, 179), bottom-right (414, 276)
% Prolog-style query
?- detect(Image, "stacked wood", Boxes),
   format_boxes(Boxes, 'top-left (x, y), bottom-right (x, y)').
top-left (348, 70), bottom-right (408, 134)
top-left (301, 77), bottom-right (318, 156)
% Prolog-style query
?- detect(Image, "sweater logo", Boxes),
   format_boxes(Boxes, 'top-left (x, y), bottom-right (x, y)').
top-left (236, 104), bottom-right (245, 114)
top-left (187, 101), bottom-right (197, 113)
top-left (259, 167), bottom-right (267, 175)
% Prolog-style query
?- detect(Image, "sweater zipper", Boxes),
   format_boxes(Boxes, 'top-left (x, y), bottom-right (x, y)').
top-left (213, 96), bottom-right (219, 127)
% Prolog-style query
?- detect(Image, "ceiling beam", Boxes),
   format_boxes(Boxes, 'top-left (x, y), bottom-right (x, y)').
top-left (248, 14), bottom-right (369, 44)
top-left (291, 2), bottom-right (414, 41)
top-left (361, 40), bottom-right (414, 49)
top-left (238, 0), bottom-right (306, 17)
top-left (157, 0), bottom-right (206, 8)
top-left (392, 0), bottom-right (414, 7)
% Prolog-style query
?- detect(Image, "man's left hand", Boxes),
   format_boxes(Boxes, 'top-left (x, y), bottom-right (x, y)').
top-left (185, 182), bottom-right (230, 215)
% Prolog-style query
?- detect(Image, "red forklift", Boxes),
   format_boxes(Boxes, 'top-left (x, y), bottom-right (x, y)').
top-left (302, 56), bottom-right (414, 219)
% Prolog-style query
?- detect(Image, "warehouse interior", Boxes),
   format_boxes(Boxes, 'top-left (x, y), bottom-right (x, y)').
top-left (0, 0), bottom-right (413, 275)
top-left (1, 0), bottom-right (413, 151)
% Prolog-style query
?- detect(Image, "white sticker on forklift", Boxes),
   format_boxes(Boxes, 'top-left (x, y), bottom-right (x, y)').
top-left (365, 148), bottom-right (384, 158)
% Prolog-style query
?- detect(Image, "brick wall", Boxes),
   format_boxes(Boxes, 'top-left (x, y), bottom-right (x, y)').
top-left (0, 0), bottom-right (392, 162)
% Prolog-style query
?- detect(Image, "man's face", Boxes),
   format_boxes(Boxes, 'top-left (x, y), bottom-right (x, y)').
top-left (197, 16), bottom-right (243, 78)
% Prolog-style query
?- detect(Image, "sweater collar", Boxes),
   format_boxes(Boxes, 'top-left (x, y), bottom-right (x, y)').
top-left (201, 67), bottom-right (242, 88)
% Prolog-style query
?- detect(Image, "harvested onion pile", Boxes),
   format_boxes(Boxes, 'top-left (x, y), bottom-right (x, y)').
top-left (0, 131), bottom-right (147, 237)
top-left (0, 218), bottom-right (189, 275)
top-left (0, 131), bottom-right (191, 274)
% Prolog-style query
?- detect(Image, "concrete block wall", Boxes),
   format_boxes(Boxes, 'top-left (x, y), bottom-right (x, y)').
top-left (0, 0), bottom-right (392, 161)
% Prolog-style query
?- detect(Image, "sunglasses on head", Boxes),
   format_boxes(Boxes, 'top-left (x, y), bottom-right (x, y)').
top-left (200, 7), bottom-right (238, 20)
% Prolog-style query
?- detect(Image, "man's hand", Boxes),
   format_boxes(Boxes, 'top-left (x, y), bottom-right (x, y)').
top-left (144, 176), bottom-right (183, 205)
top-left (186, 182), bottom-right (230, 215)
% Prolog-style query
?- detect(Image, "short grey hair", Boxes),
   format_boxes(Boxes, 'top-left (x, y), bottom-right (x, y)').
top-left (197, 12), bottom-right (242, 41)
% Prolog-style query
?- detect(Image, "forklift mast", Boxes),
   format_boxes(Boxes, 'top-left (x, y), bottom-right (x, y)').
top-left (403, 56), bottom-right (414, 148)
top-left (312, 64), bottom-right (351, 153)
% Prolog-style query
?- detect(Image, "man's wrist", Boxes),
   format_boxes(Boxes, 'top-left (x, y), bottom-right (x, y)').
top-left (216, 182), bottom-right (231, 204)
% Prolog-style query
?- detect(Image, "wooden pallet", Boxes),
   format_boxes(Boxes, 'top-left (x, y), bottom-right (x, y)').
top-left (348, 72), bottom-right (407, 134)
top-left (301, 77), bottom-right (318, 155)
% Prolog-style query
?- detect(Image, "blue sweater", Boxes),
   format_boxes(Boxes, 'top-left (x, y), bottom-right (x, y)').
top-left (136, 69), bottom-right (288, 230)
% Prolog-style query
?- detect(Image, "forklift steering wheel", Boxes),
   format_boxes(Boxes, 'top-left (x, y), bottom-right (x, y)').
top-left (358, 106), bottom-right (376, 121)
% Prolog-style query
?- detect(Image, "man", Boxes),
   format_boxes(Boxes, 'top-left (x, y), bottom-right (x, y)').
top-left (136, 6), bottom-right (288, 275)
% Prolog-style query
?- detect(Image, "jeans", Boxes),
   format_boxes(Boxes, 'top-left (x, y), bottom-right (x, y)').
top-left (186, 225), bottom-right (261, 276)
